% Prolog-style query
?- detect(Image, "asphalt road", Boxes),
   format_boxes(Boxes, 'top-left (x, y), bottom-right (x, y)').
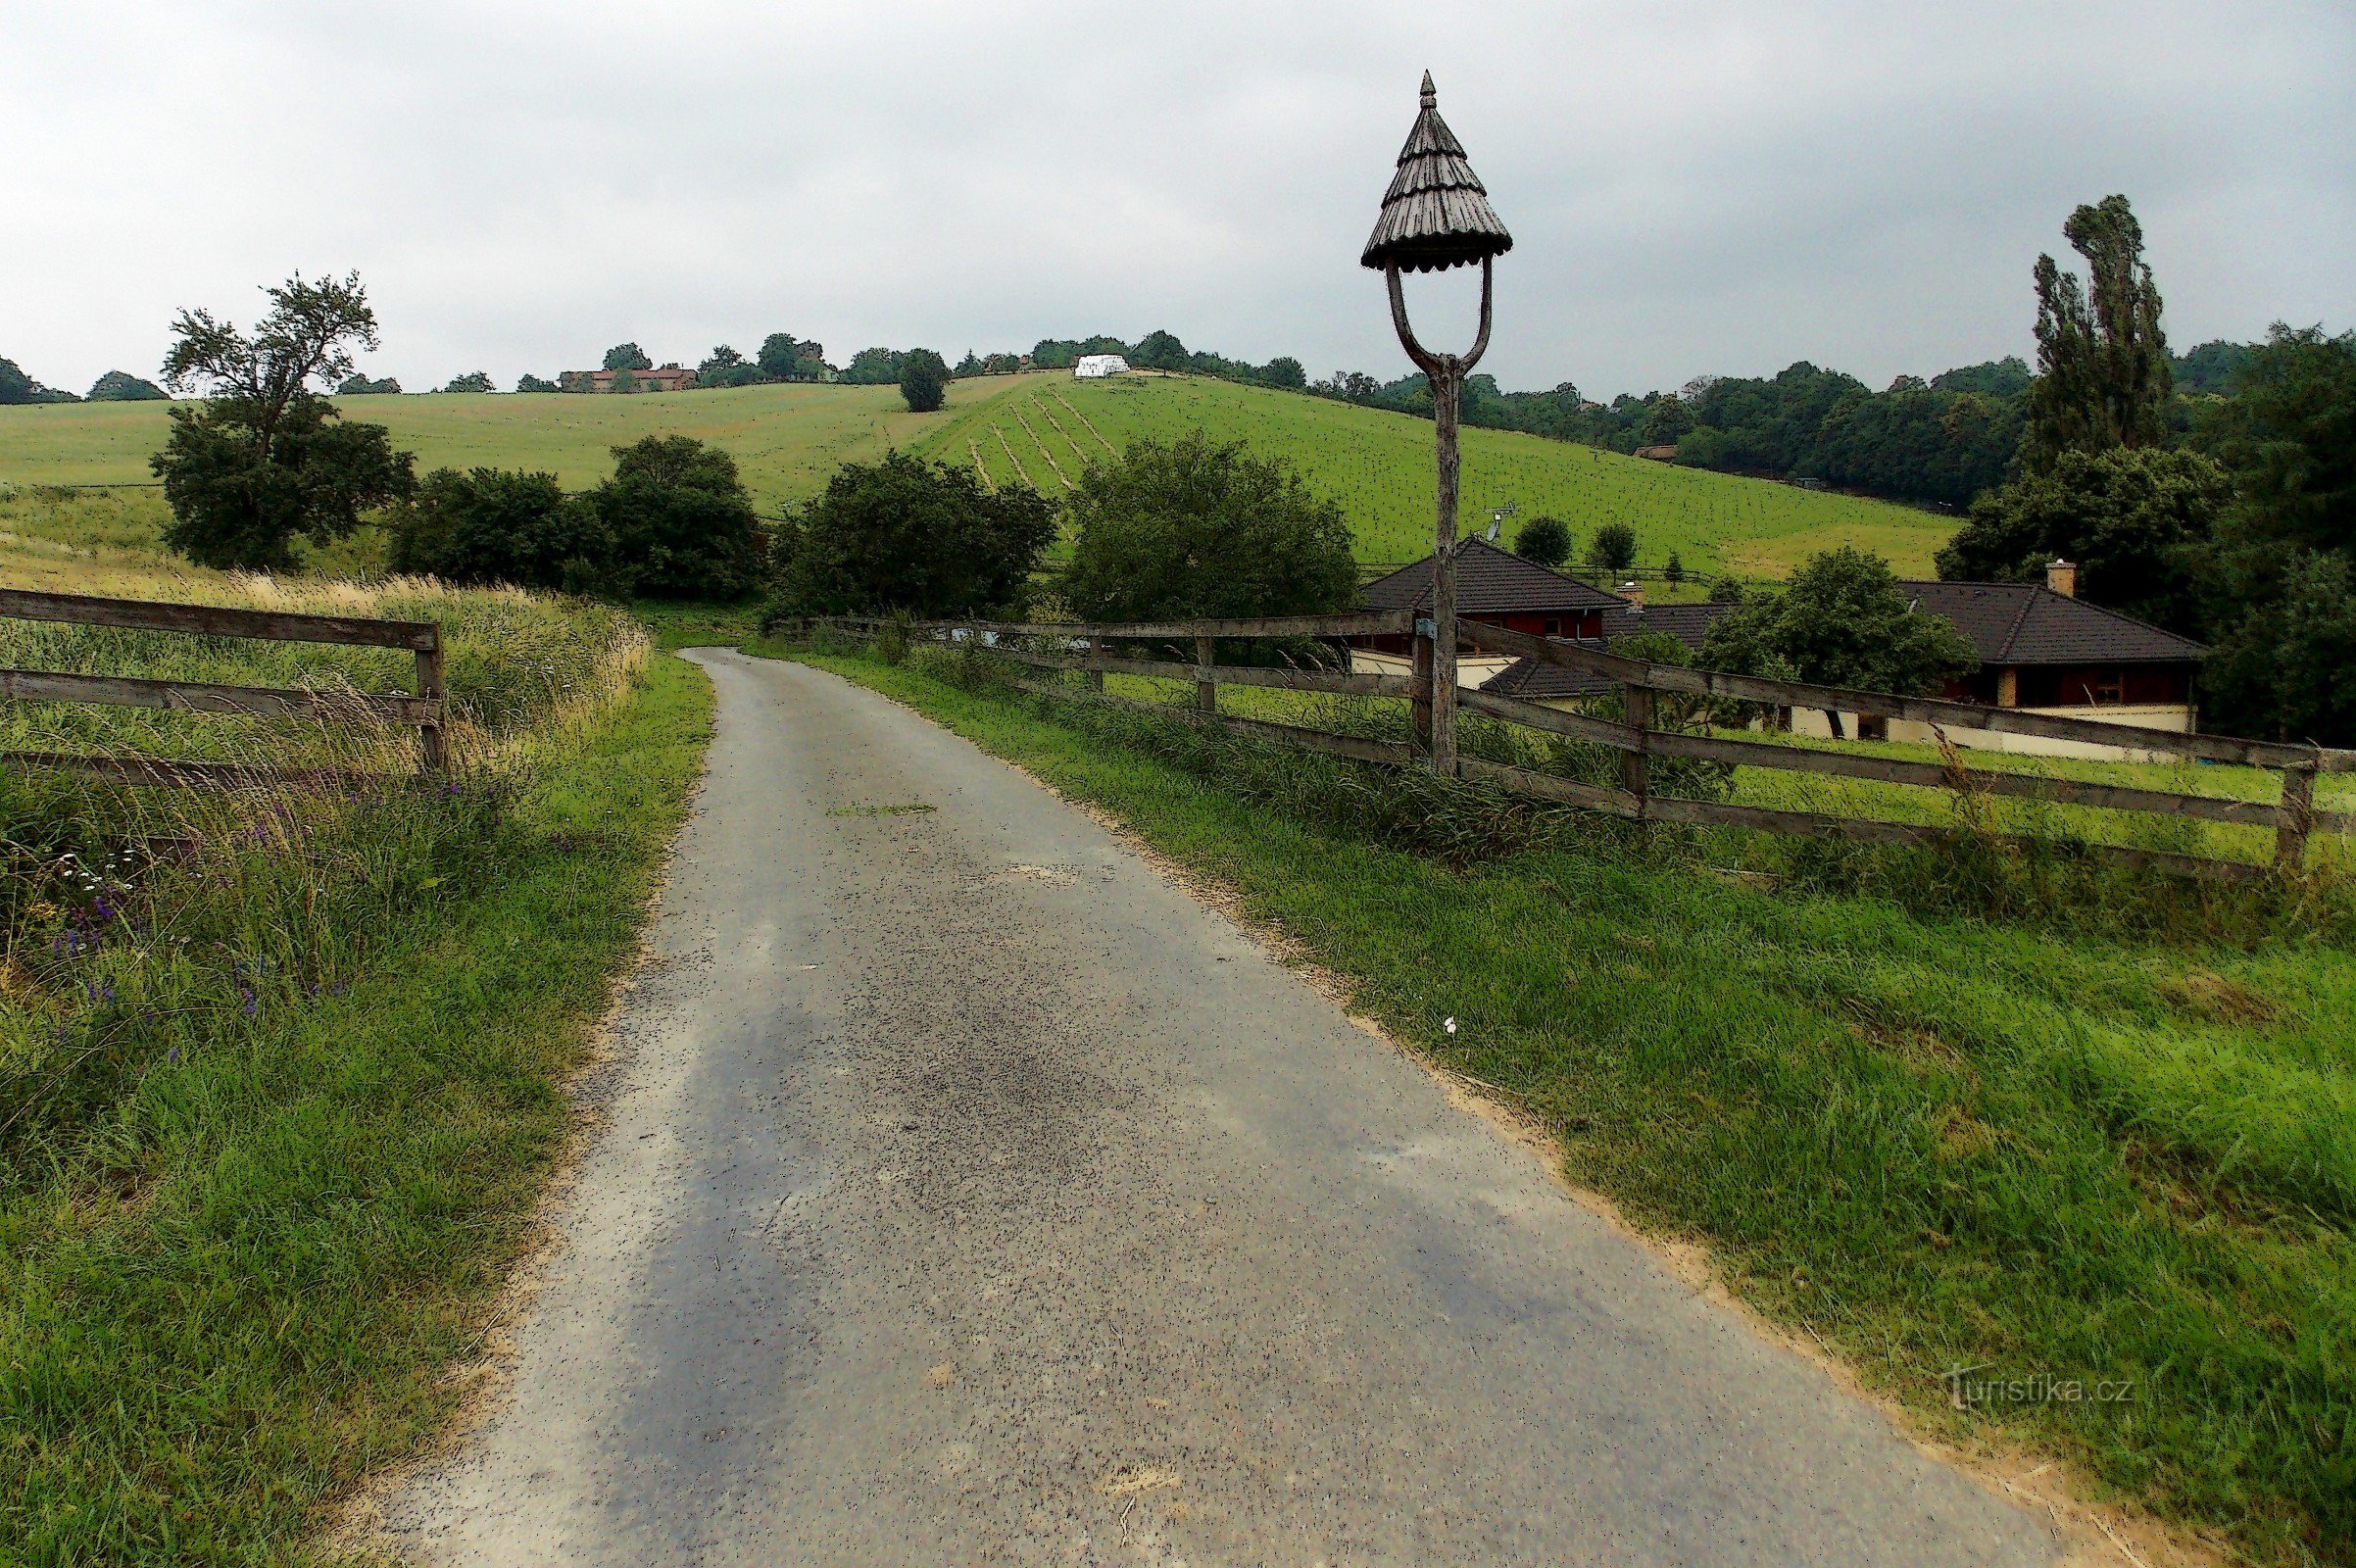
top-left (379, 649), bottom-right (2057, 1567)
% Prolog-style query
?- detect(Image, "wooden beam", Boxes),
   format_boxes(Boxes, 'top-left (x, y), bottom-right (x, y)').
top-left (1033, 683), bottom-right (1415, 766)
top-left (1456, 617), bottom-right (2354, 772)
top-left (1456, 757), bottom-right (1643, 818)
top-left (0, 588), bottom-right (440, 652)
top-left (911, 611), bottom-right (1413, 641)
top-left (0, 751), bottom-right (364, 789)
top-left (1457, 686), bottom-right (1642, 751)
top-left (0, 667), bottom-right (440, 723)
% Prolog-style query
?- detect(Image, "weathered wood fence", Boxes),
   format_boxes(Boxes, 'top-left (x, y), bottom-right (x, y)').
top-left (0, 588), bottom-right (446, 783)
top-left (794, 611), bottom-right (2351, 884)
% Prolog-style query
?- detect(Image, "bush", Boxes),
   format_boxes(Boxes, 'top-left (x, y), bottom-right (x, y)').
top-left (1061, 432), bottom-right (1357, 622)
top-left (589, 436), bottom-right (766, 600)
top-left (899, 349), bottom-right (950, 414)
top-left (515, 373), bottom-right (559, 393)
top-left (770, 450), bottom-right (1055, 618)
top-left (153, 396), bottom-right (415, 570)
top-left (85, 370), bottom-right (167, 402)
top-left (335, 375), bottom-right (401, 395)
top-left (441, 371), bottom-right (495, 394)
top-left (1513, 514), bottom-right (1572, 568)
top-left (388, 466), bottom-right (614, 591)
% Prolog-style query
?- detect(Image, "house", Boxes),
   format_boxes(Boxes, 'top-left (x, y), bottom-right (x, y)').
top-left (1350, 538), bottom-right (1628, 686)
top-left (1476, 558), bottom-right (2209, 760)
top-left (1633, 444), bottom-right (1679, 462)
top-left (1074, 354), bottom-right (1130, 378)
top-left (559, 365), bottom-right (698, 394)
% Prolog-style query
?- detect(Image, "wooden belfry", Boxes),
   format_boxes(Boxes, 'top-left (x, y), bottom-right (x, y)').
top-left (1364, 71), bottom-right (1512, 774)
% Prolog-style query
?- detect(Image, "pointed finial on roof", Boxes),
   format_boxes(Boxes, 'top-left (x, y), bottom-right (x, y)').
top-left (1420, 70), bottom-right (1436, 107)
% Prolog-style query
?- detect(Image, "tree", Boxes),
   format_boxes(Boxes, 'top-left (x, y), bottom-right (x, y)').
top-left (1936, 446), bottom-right (2226, 628)
top-left (1260, 356), bottom-right (1306, 390)
top-left (603, 342), bottom-right (652, 372)
top-left (841, 347), bottom-right (904, 385)
top-left (1590, 521), bottom-right (1638, 572)
top-left (610, 368), bottom-right (637, 394)
top-left (1061, 432), bottom-right (1357, 623)
top-left (1701, 547), bottom-right (1977, 736)
top-left (697, 344), bottom-right (762, 388)
top-left (2024, 195), bottom-right (2171, 468)
top-left (771, 451), bottom-right (1055, 618)
top-left (337, 374), bottom-right (401, 395)
top-left (515, 373), bottom-right (560, 393)
top-left (1663, 551), bottom-right (1686, 586)
top-left (2191, 325), bottom-right (2356, 741)
top-left (1513, 515), bottom-right (1572, 568)
top-left (151, 270), bottom-right (414, 568)
top-left (86, 369), bottom-right (167, 402)
top-left (1131, 330), bottom-right (1189, 371)
top-left (442, 370), bottom-right (495, 393)
top-left (589, 436), bottom-right (766, 599)
top-left (899, 349), bottom-right (950, 414)
top-left (154, 397), bottom-right (415, 569)
top-left (160, 270), bottom-right (379, 464)
top-left (757, 333), bottom-right (804, 380)
top-left (389, 466), bottom-right (613, 591)
top-left (1639, 396), bottom-right (1693, 446)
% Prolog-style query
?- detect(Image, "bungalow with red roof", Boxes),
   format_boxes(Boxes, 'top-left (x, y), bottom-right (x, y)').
top-left (1350, 538), bottom-right (1628, 687)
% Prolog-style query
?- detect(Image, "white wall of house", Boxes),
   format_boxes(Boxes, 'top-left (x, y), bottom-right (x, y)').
top-left (1074, 354), bottom-right (1130, 378)
top-left (1349, 648), bottom-right (1516, 687)
top-left (1790, 705), bottom-right (2195, 761)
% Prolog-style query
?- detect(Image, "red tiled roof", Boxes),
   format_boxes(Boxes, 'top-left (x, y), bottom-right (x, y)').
top-left (1359, 538), bottom-right (1628, 617)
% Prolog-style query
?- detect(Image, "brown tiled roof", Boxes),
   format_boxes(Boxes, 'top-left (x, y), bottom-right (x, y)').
top-left (1478, 583), bottom-right (2205, 701)
top-left (1901, 582), bottom-right (2205, 665)
top-left (1360, 538), bottom-right (1627, 616)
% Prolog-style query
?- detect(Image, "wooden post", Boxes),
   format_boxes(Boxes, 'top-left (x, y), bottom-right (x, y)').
top-left (2276, 762), bottom-right (2317, 873)
top-left (1195, 633), bottom-right (1216, 713)
top-left (1086, 636), bottom-right (1105, 693)
top-left (1410, 622), bottom-right (1435, 753)
top-left (415, 635), bottom-right (447, 771)
top-left (1621, 684), bottom-right (1651, 811)
top-left (1429, 361), bottom-right (1461, 777)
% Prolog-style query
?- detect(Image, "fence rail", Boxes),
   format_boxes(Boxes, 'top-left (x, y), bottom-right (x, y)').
top-left (0, 589), bottom-right (446, 779)
top-left (793, 612), bottom-right (2350, 883)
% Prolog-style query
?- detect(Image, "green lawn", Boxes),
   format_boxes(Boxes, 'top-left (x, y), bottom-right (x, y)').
top-left (1, 370), bottom-right (1952, 577)
top-left (0, 561), bottom-right (712, 1561)
top-left (756, 636), bottom-right (2355, 1568)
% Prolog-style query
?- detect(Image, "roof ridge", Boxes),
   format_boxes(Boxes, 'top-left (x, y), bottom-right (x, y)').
top-left (1991, 587), bottom-right (2039, 663)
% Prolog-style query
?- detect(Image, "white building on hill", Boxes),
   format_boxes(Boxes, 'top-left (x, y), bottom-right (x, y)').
top-left (1073, 354), bottom-right (1130, 378)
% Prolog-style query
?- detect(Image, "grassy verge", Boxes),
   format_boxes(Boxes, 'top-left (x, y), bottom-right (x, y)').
top-left (754, 636), bottom-right (2353, 1568)
top-left (0, 653), bottom-right (711, 1564)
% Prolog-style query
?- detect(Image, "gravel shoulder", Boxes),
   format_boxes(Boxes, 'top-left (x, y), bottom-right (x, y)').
top-left (374, 649), bottom-right (2058, 1567)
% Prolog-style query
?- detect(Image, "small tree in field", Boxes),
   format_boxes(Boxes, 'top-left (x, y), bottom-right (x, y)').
top-left (900, 349), bottom-right (950, 413)
top-left (1590, 521), bottom-right (1638, 571)
top-left (1061, 432), bottom-right (1357, 623)
top-left (152, 270), bottom-right (416, 569)
top-left (1514, 514), bottom-right (1572, 568)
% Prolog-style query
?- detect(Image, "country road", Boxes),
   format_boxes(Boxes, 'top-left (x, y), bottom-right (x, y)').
top-left (377, 649), bottom-right (2058, 1566)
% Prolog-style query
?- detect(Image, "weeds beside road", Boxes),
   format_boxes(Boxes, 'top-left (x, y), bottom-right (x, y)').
top-left (759, 633), bottom-right (2356, 1568)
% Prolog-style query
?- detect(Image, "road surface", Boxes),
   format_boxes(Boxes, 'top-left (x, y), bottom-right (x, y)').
top-left (379, 648), bottom-right (2057, 1566)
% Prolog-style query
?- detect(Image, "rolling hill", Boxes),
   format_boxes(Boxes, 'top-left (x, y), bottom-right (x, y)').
top-left (0, 371), bottom-right (1956, 577)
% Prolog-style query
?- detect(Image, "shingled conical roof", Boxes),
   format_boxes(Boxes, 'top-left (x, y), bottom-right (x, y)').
top-left (1360, 72), bottom-right (1513, 273)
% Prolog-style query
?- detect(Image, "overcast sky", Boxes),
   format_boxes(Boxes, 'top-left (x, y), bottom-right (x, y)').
top-left (4, 2), bottom-right (2349, 401)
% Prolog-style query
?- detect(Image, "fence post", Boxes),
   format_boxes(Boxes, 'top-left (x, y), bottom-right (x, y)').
top-left (1410, 620), bottom-right (1435, 753)
top-left (1085, 631), bottom-right (1105, 692)
top-left (1195, 632), bottom-right (1216, 714)
top-left (415, 633), bottom-right (447, 771)
top-left (2276, 761), bottom-right (2318, 873)
top-left (1621, 683), bottom-right (1651, 813)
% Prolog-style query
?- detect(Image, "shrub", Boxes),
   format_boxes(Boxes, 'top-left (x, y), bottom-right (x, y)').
top-left (85, 370), bottom-right (168, 402)
top-left (1513, 514), bottom-right (1572, 568)
top-left (154, 396), bottom-right (415, 570)
top-left (588, 435), bottom-right (765, 600)
top-left (770, 450), bottom-right (1055, 618)
top-left (441, 371), bottom-right (495, 394)
top-left (388, 466), bottom-right (614, 591)
top-left (1061, 432), bottom-right (1357, 622)
top-left (899, 349), bottom-right (950, 414)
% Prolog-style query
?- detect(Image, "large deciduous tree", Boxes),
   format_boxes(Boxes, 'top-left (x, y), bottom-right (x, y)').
top-left (2024, 195), bottom-right (2172, 468)
top-left (589, 435), bottom-right (766, 600)
top-left (151, 271), bottom-right (416, 568)
top-left (1513, 515), bottom-right (1572, 569)
top-left (1701, 547), bottom-right (1978, 737)
top-left (603, 342), bottom-right (653, 371)
top-left (1060, 432), bottom-right (1357, 623)
top-left (770, 450), bottom-right (1055, 618)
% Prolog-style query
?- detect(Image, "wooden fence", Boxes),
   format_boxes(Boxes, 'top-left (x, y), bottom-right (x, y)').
top-left (0, 588), bottom-right (446, 783)
top-left (793, 611), bottom-right (2355, 885)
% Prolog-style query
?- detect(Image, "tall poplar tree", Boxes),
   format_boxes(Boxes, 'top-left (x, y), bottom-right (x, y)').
top-left (2023, 194), bottom-right (2172, 468)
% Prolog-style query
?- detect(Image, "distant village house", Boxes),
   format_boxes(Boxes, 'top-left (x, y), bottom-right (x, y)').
top-left (1073, 354), bottom-right (1130, 379)
top-left (559, 365), bottom-right (697, 394)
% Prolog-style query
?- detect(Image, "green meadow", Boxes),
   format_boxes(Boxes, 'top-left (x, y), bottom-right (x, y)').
top-left (0, 370), bottom-right (1954, 576)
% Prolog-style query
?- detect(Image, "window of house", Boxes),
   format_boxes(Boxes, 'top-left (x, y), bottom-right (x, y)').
top-left (2089, 671), bottom-right (2125, 705)
top-left (1544, 617), bottom-right (1561, 635)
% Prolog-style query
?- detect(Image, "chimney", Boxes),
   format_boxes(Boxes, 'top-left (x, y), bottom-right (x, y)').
top-left (2046, 559), bottom-right (2077, 598)
top-left (1620, 580), bottom-right (1644, 611)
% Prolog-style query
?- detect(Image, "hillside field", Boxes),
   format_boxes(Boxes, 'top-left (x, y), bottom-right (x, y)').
top-left (0, 372), bottom-right (1953, 577)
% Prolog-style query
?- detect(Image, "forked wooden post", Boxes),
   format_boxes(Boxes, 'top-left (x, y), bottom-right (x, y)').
top-left (2277, 762), bottom-right (2317, 873)
top-left (1195, 633), bottom-right (1216, 713)
top-left (416, 637), bottom-right (447, 770)
top-left (1620, 684), bottom-right (1652, 808)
